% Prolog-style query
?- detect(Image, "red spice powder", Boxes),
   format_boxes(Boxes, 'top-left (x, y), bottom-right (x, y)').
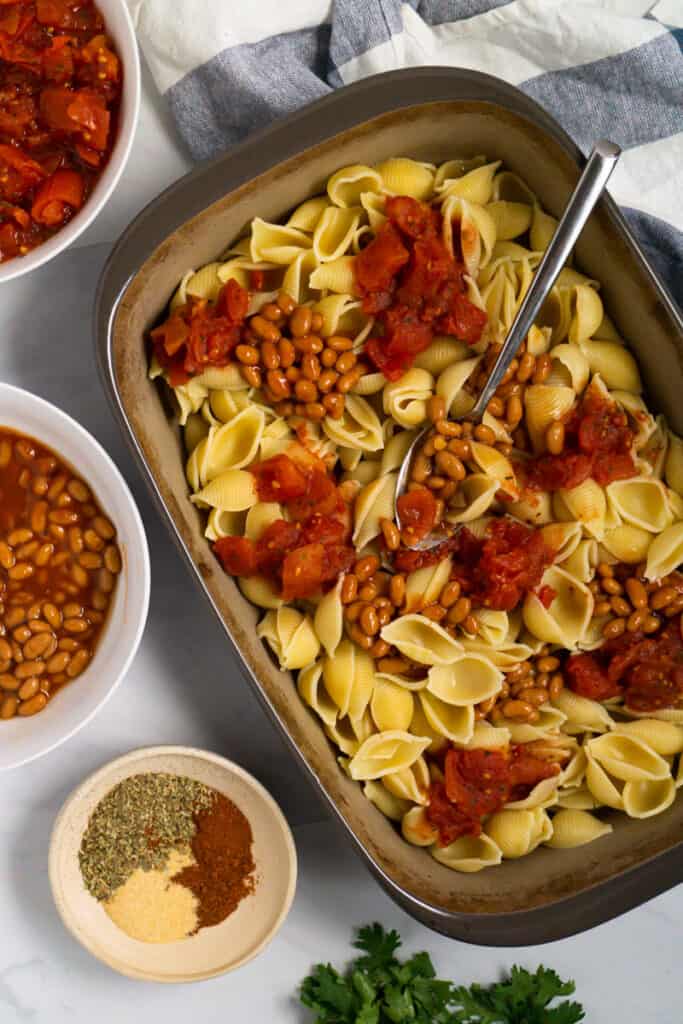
top-left (173, 792), bottom-right (256, 931)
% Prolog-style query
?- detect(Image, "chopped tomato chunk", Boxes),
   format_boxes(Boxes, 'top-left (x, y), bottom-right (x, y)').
top-left (251, 454), bottom-right (308, 503)
top-left (287, 468), bottom-right (340, 521)
top-left (444, 748), bottom-right (511, 818)
top-left (396, 487), bottom-right (437, 545)
top-left (565, 652), bottom-right (621, 702)
top-left (282, 542), bottom-right (325, 601)
top-left (213, 536), bottom-right (258, 576)
top-left (31, 167), bottom-right (83, 225)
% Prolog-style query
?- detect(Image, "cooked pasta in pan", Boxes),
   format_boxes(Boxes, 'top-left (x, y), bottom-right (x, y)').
top-left (148, 155), bottom-right (683, 872)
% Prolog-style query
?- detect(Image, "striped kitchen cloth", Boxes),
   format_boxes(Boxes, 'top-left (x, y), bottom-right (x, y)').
top-left (127, 0), bottom-right (683, 309)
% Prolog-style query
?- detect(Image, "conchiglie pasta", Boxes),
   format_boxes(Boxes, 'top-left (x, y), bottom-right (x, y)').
top-left (383, 756), bottom-right (430, 804)
top-left (191, 469), bottom-right (258, 511)
top-left (436, 355), bottom-right (482, 414)
top-left (436, 160), bottom-right (500, 204)
top-left (352, 473), bottom-right (397, 550)
top-left (664, 433), bottom-right (683, 496)
top-left (381, 614), bottom-right (463, 665)
top-left (376, 157), bottom-right (434, 200)
top-left (522, 565), bottom-right (594, 648)
top-left (414, 336), bottom-right (470, 375)
top-left (427, 655), bottom-right (503, 706)
top-left (370, 679), bottom-right (414, 732)
top-left (257, 607), bottom-right (320, 670)
top-left (286, 195), bottom-right (330, 230)
top-left (313, 206), bottom-right (363, 262)
top-left (552, 688), bottom-right (614, 734)
top-left (524, 385), bottom-right (576, 453)
top-left (348, 731), bottom-right (431, 781)
top-left (323, 394), bottom-right (383, 452)
top-left (431, 833), bottom-right (503, 872)
top-left (402, 806), bottom-right (439, 846)
top-left (403, 557), bottom-right (452, 612)
top-left (614, 719), bottom-right (683, 756)
top-left (383, 368), bottom-right (434, 427)
top-left (238, 574), bottom-right (283, 610)
top-left (558, 479), bottom-right (606, 540)
top-left (601, 524), bottom-right (653, 564)
top-left (579, 340), bottom-right (642, 393)
top-left (645, 522), bottom-right (683, 580)
top-left (445, 474), bottom-right (499, 524)
top-left (544, 809), bottom-right (612, 848)
top-left (622, 778), bottom-right (676, 819)
top-left (486, 200), bottom-right (532, 240)
top-left (322, 638), bottom-right (375, 720)
top-left (313, 578), bottom-right (345, 657)
top-left (297, 661), bottom-right (338, 727)
top-left (485, 808), bottom-right (552, 859)
top-left (250, 218), bottom-right (312, 263)
top-left (468, 441), bottom-right (519, 498)
top-left (418, 691), bottom-right (475, 743)
top-left (586, 733), bottom-right (670, 782)
top-left (607, 477), bottom-right (673, 533)
top-left (327, 164), bottom-right (383, 207)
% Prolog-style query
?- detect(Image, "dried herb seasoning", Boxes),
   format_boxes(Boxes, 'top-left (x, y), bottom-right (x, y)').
top-left (79, 773), bottom-right (215, 901)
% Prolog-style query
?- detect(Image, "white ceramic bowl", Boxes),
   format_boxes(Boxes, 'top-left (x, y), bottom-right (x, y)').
top-left (0, 0), bottom-right (141, 285)
top-left (49, 746), bottom-right (297, 982)
top-left (0, 383), bottom-right (150, 769)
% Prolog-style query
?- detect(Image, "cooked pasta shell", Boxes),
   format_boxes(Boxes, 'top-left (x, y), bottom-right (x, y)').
top-left (436, 160), bottom-right (500, 205)
top-left (540, 522), bottom-right (583, 563)
top-left (486, 200), bottom-right (532, 240)
top-left (201, 407), bottom-right (265, 480)
top-left (376, 157), bottom-right (434, 200)
top-left (506, 490), bottom-right (553, 526)
top-left (326, 164), bottom-right (383, 207)
top-left (614, 719), bottom-right (683, 756)
top-left (375, 671), bottom-right (428, 693)
top-left (363, 781), bottom-right (411, 822)
top-left (505, 773), bottom-right (560, 810)
top-left (622, 778), bottom-right (676, 819)
top-left (257, 606), bottom-right (320, 670)
top-left (184, 261), bottom-right (223, 301)
top-left (204, 507), bottom-right (246, 541)
top-left (472, 610), bottom-right (509, 647)
top-left (380, 428), bottom-right (419, 475)
top-left (585, 755), bottom-right (624, 809)
top-left (559, 478), bottom-right (606, 540)
top-left (381, 614), bottom-right (463, 665)
top-left (664, 432), bottom-right (683, 496)
top-left (504, 705), bottom-right (567, 743)
top-left (322, 638), bottom-right (375, 720)
top-left (461, 722), bottom-right (511, 749)
top-left (436, 355), bottom-right (482, 413)
top-left (485, 808), bottom-right (551, 859)
top-left (402, 806), bottom-right (440, 847)
top-left (297, 661), bottom-right (338, 727)
top-left (349, 730), bottom-right (431, 781)
top-left (383, 368), bottom-right (434, 428)
top-left (644, 522), bottom-right (683, 581)
top-left (445, 474), bottom-right (499, 524)
top-left (526, 324), bottom-right (552, 356)
top-left (370, 679), bottom-right (414, 733)
top-left (313, 293), bottom-right (360, 337)
top-left (174, 377), bottom-right (209, 426)
top-left (352, 371), bottom-right (386, 396)
top-left (469, 441), bottom-right (519, 498)
top-left (324, 712), bottom-right (375, 757)
top-left (314, 577), bottom-right (345, 658)
top-left (199, 365), bottom-right (250, 393)
top-left (607, 477), bottom-right (673, 533)
top-left (286, 195), bottom-right (330, 231)
top-left (579, 340), bottom-right (642, 393)
top-left (491, 169), bottom-right (536, 204)
top-left (559, 746), bottom-right (588, 788)
top-left (352, 472), bottom-right (397, 550)
top-left (545, 809), bottom-right (612, 848)
top-left (431, 833), bottom-right (503, 872)
top-left (442, 196), bottom-right (496, 274)
top-left (191, 469), bottom-right (258, 511)
top-left (184, 413), bottom-right (209, 457)
top-left (418, 691), bottom-right (475, 744)
top-left (313, 206), bottom-right (363, 263)
top-left (522, 565), bottom-right (594, 648)
top-left (404, 556), bottom-right (452, 612)
top-left (410, 700), bottom-right (448, 754)
top-left (461, 639), bottom-right (535, 669)
top-left (238, 574), bottom-right (283, 610)
top-left (383, 755), bottom-right (430, 805)
top-left (562, 539), bottom-right (597, 583)
top-left (568, 285), bottom-right (604, 345)
top-left (282, 249), bottom-right (319, 303)
top-left (308, 253), bottom-right (356, 294)
top-left (414, 336), bottom-right (470, 375)
top-left (586, 733), bottom-right (670, 782)
top-left (556, 785), bottom-right (601, 810)
top-left (530, 203), bottom-right (558, 252)
top-left (323, 393), bottom-right (383, 452)
top-left (552, 688), bottom-right (614, 734)
top-left (546, 343), bottom-right (590, 393)
top-left (524, 384), bottom-right (576, 452)
top-left (427, 655), bottom-right (503, 706)
top-left (537, 286), bottom-right (572, 344)
top-left (601, 524), bottom-right (653, 564)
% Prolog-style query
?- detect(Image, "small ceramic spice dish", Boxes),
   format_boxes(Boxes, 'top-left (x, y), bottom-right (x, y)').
top-left (49, 746), bottom-right (297, 982)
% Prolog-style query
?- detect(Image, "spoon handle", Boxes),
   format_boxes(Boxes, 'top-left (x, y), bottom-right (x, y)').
top-left (469, 139), bottom-right (621, 420)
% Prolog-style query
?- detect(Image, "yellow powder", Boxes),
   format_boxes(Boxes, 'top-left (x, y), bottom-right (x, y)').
top-left (104, 847), bottom-right (198, 943)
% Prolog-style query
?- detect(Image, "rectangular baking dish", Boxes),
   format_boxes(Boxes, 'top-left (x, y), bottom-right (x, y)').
top-left (96, 68), bottom-right (683, 945)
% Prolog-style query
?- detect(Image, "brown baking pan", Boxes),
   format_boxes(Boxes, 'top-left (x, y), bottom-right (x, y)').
top-left (95, 68), bottom-right (683, 944)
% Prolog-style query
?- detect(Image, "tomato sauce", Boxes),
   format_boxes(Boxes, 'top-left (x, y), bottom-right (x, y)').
top-left (426, 745), bottom-right (558, 845)
top-left (566, 618), bottom-right (683, 711)
top-left (356, 195), bottom-right (488, 381)
top-left (0, 0), bottom-right (122, 261)
top-left (525, 387), bottom-right (636, 491)
top-left (213, 454), bottom-right (354, 601)
top-left (396, 487), bottom-right (437, 545)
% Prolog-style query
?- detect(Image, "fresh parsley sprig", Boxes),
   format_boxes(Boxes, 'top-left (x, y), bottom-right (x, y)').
top-left (300, 923), bottom-right (585, 1024)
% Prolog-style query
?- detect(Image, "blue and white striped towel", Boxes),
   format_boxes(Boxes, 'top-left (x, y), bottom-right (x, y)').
top-left (127, 0), bottom-right (682, 309)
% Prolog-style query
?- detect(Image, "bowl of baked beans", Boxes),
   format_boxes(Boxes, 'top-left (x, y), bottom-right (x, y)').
top-left (0, 382), bottom-right (150, 769)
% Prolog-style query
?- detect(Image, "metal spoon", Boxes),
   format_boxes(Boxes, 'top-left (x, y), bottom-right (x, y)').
top-left (394, 139), bottom-right (621, 551)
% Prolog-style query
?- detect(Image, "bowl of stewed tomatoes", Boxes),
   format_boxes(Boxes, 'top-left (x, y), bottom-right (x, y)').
top-left (0, 382), bottom-right (150, 769)
top-left (0, 0), bottom-right (140, 282)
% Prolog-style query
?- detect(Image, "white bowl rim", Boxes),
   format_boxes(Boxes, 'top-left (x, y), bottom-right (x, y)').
top-left (0, 0), bottom-right (141, 286)
top-left (0, 381), bottom-right (151, 768)
top-left (48, 744), bottom-right (298, 982)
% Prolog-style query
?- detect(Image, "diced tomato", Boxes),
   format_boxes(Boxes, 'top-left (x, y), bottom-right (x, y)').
top-left (355, 222), bottom-right (409, 300)
top-left (508, 747), bottom-right (559, 801)
top-left (525, 452), bottom-right (593, 492)
top-left (451, 520), bottom-right (554, 612)
top-left (321, 543), bottom-right (355, 582)
top-left (31, 168), bottom-right (83, 225)
top-left (249, 268), bottom-right (265, 291)
top-left (42, 35), bottom-right (74, 82)
top-left (287, 468), bottom-right (339, 521)
top-left (0, 143), bottom-right (46, 196)
top-left (444, 748), bottom-right (511, 817)
top-left (396, 487), bottom-right (437, 545)
top-left (216, 277), bottom-right (250, 321)
top-left (537, 585), bottom-right (557, 609)
top-left (250, 454), bottom-right (308, 503)
top-left (364, 337), bottom-right (414, 382)
top-left (254, 519), bottom-right (302, 576)
top-left (438, 291), bottom-right (489, 343)
top-left (426, 781), bottom-right (481, 847)
top-left (566, 652), bottom-right (627, 702)
top-left (40, 86), bottom-right (110, 149)
top-left (384, 195), bottom-right (434, 239)
top-left (281, 542), bottom-right (325, 600)
top-left (592, 451), bottom-right (636, 486)
top-left (213, 536), bottom-right (258, 576)
top-left (300, 512), bottom-right (346, 546)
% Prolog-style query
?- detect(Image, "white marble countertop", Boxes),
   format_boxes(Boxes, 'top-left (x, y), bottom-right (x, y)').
top-left (0, 59), bottom-right (681, 1024)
